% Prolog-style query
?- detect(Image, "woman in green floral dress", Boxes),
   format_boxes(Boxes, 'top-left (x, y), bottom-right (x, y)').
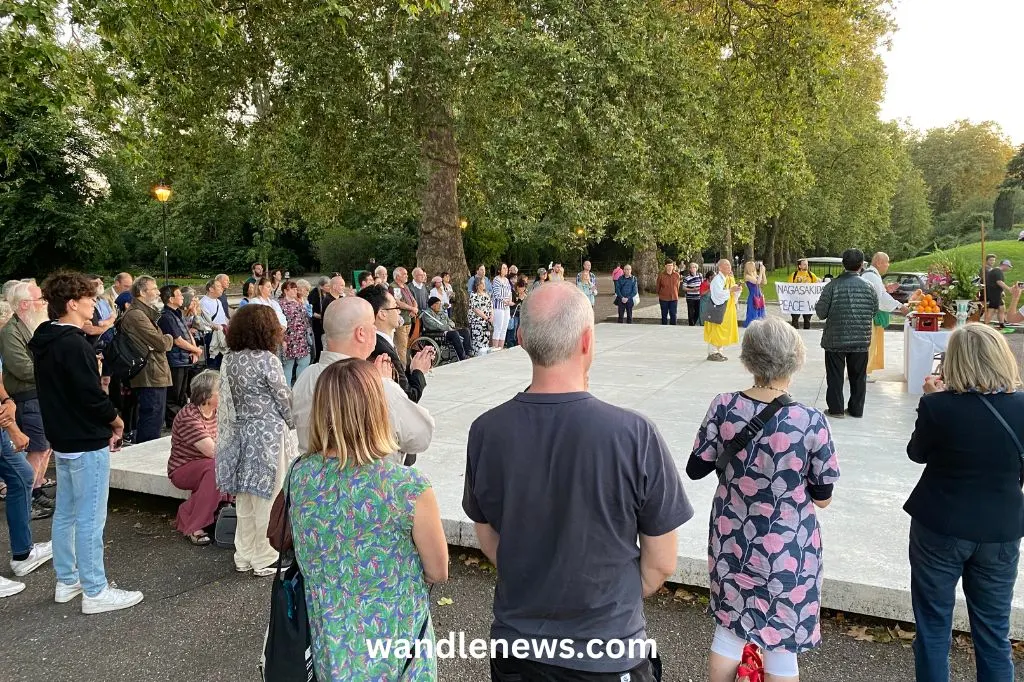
top-left (289, 359), bottom-right (449, 681)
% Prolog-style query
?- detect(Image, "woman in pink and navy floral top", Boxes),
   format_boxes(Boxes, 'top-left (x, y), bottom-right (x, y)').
top-left (279, 280), bottom-right (311, 386)
top-left (687, 316), bottom-right (839, 682)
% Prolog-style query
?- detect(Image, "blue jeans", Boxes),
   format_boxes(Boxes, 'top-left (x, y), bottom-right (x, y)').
top-left (282, 354), bottom-right (311, 387)
top-left (53, 449), bottom-right (111, 597)
top-left (0, 430), bottom-right (33, 556)
top-left (909, 519), bottom-right (1018, 681)
top-left (135, 387), bottom-right (167, 443)
top-left (659, 299), bottom-right (677, 325)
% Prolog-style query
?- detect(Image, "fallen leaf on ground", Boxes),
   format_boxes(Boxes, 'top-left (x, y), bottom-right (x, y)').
top-left (893, 626), bottom-right (915, 641)
top-left (845, 626), bottom-right (875, 642)
top-left (436, 597), bottom-right (454, 606)
top-left (463, 555), bottom-right (480, 566)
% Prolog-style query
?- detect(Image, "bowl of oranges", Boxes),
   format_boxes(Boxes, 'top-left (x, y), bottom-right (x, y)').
top-left (910, 293), bottom-right (946, 331)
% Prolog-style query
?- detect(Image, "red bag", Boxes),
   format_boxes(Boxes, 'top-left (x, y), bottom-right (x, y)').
top-left (736, 643), bottom-right (764, 682)
top-left (753, 294), bottom-right (765, 310)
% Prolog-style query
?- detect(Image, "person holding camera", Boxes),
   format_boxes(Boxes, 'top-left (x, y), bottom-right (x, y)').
top-left (742, 260), bottom-right (768, 327)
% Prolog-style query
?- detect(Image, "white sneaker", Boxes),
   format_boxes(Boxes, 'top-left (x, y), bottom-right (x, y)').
top-left (866, 375), bottom-right (877, 384)
top-left (252, 566), bottom-right (277, 577)
top-left (0, 576), bottom-right (26, 598)
top-left (11, 542), bottom-right (53, 577)
top-left (81, 586), bottom-right (144, 614)
top-left (55, 581), bottom-right (83, 603)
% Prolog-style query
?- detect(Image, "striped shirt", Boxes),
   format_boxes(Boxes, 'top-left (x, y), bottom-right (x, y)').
top-left (168, 403), bottom-right (217, 476)
top-left (683, 273), bottom-right (704, 300)
top-left (491, 276), bottom-right (513, 309)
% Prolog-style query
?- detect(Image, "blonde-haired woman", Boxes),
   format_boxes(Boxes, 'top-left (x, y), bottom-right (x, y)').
top-left (288, 359), bottom-right (448, 681)
top-left (906, 323), bottom-right (1024, 681)
top-left (742, 260), bottom-right (767, 327)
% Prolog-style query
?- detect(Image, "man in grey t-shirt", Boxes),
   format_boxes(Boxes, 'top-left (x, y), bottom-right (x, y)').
top-left (464, 282), bottom-right (694, 681)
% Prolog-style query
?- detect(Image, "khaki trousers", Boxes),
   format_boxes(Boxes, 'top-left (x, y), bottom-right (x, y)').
top-left (394, 324), bottom-right (411, 364)
top-left (233, 447), bottom-right (286, 572)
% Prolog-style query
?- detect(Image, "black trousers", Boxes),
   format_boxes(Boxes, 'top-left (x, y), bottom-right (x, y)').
top-left (135, 387), bottom-right (167, 444)
top-left (686, 298), bottom-right (701, 326)
top-left (310, 320), bottom-right (325, 363)
top-left (491, 657), bottom-right (659, 682)
top-left (444, 329), bottom-right (473, 361)
top-left (165, 366), bottom-right (191, 428)
top-left (791, 314), bottom-right (812, 330)
top-left (825, 350), bottom-right (868, 417)
top-left (617, 300), bottom-right (634, 323)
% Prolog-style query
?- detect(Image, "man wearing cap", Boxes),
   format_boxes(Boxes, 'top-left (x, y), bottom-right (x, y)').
top-left (419, 296), bottom-right (473, 361)
top-left (984, 259), bottom-right (1013, 326)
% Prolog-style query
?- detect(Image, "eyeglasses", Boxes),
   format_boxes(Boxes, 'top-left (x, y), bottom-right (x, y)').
top-left (382, 306), bottom-right (401, 312)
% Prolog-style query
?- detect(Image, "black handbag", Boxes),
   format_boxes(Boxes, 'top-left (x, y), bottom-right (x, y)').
top-left (715, 394), bottom-right (795, 480)
top-left (705, 299), bottom-right (728, 325)
top-left (213, 504), bottom-right (236, 549)
top-left (261, 464), bottom-right (317, 682)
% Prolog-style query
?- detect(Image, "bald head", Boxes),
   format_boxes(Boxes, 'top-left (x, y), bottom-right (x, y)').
top-left (329, 276), bottom-right (345, 296)
top-left (717, 259), bottom-right (732, 276)
top-left (323, 297), bottom-right (376, 359)
top-left (871, 252), bottom-right (890, 276)
top-left (520, 282), bottom-right (595, 368)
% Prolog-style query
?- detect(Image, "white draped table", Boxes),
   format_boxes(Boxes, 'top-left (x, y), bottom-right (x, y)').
top-left (903, 321), bottom-right (952, 395)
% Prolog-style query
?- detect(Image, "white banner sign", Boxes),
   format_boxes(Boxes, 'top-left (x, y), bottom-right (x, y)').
top-left (775, 282), bottom-right (826, 315)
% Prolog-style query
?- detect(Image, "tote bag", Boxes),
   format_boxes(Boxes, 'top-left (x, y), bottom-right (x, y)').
top-left (261, 460), bottom-right (317, 682)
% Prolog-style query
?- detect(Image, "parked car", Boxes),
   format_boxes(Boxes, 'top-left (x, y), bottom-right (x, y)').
top-left (882, 271), bottom-right (928, 304)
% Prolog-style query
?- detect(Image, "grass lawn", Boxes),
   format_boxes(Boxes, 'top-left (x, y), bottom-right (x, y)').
top-left (891, 240), bottom-right (1024, 285)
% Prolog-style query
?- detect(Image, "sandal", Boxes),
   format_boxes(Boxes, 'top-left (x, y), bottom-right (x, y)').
top-left (187, 532), bottom-right (211, 546)
top-left (40, 478), bottom-right (57, 489)
top-left (0, 482), bottom-right (6, 500)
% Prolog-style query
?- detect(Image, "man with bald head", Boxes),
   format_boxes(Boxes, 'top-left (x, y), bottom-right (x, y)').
top-left (291, 297), bottom-right (434, 463)
top-left (464, 282), bottom-right (693, 680)
top-left (861, 252), bottom-right (908, 382)
top-left (703, 259), bottom-right (742, 361)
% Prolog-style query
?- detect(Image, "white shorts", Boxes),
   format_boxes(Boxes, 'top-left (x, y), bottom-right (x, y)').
top-left (492, 307), bottom-right (510, 341)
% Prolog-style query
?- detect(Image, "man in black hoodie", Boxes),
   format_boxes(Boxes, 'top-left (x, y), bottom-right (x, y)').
top-left (30, 272), bottom-right (144, 615)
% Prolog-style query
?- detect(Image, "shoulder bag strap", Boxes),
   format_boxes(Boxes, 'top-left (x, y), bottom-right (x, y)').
top-left (715, 395), bottom-right (795, 477)
top-left (975, 394), bottom-right (1024, 487)
top-left (274, 457), bottom-right (304, 575)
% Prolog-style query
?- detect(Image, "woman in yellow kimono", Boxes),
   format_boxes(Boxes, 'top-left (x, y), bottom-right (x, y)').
top-left (704, 259), bottom-right (741, 361)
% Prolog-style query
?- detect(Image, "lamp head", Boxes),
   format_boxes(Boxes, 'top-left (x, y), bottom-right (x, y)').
top-left (154, 185), bottom-right (172, 202)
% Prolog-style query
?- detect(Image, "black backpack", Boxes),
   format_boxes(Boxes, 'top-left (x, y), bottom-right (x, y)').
top-left (102, 317), bottom-right (149, 380)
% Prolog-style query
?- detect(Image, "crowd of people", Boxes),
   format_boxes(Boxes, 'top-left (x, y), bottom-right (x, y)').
top-left (0, 252), bottom-right (1021, 682)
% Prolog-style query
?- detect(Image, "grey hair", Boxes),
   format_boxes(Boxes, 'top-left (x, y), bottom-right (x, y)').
top-left (317, 276), bottom-right (330, 288)
top-left (7, 281), bottom-right (34, 311)
top-left (205, 279), bottom-right (218, 293)
top-left (520, 282), bottom-right (594, 368)
top-left (739, 316), bottom-right (806, 383)
top-left (131, 275), bottom-right (156, 299)
top-left (180, 286), bottom-right (197, 310)
top-left (189, 370), bottom-right (220, 407)
top-left (3, 280), bottom-right (20, 302)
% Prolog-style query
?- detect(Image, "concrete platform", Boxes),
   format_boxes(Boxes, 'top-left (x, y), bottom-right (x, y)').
top-left (413, 323), bottom-right (1024, 637)
top-left (109, 437), bottom-right (188, 500)
top-left (105, 322), bottom-right (1022, 636)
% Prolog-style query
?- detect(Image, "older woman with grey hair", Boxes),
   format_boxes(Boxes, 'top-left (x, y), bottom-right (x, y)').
top-left (168, 370), bottom-right (230, 545)
top-left (687, 316), bottom-right (840, 682)
top-left (308, 275), bottom-right (334, 362)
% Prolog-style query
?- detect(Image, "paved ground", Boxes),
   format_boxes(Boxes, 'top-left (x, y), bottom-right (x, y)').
top-left (0, 490), bottom-right (1014, 681)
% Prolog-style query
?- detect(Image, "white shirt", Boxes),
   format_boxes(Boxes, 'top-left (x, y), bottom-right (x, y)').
top-left (710, 273), bottom-right (731, 305)
top-left (862, 266), bottom-right (900, 313)
top-left (429, 286), bottom-right (449, 307)
top-left (200, 295), bottom-right (228, 326)
top-left (249, 296), bottom-right (288, 328)
top-left (376, 329), bottom-right (395, 348)
top-left (292, 350), bottom-right (435, 462)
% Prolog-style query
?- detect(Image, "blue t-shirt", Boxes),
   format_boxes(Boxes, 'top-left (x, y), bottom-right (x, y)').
top-left (463, 392), bottom-right (693, 673)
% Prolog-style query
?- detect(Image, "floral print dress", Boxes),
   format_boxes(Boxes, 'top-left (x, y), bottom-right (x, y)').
top-left (280, 298), bottom-right (311, 360)
top-left (469, 291), bottom-right (491, 353)
top-left (690, 392), bottom-right (840, 652)
top-left (289, 455), bottom-right (434, 681)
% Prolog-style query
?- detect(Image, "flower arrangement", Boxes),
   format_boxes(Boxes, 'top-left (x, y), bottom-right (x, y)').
top-left (924, 252), bottom-right (981, 313)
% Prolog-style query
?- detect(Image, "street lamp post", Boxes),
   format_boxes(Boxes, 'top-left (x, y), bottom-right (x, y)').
top-left (154, 184), bottom-right (172, 284)
top-left (575, 227), bottom-right (585, 272)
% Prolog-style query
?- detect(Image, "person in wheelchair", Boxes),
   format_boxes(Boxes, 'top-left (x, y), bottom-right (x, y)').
top-left (419, 297), bottom-right (474, 361)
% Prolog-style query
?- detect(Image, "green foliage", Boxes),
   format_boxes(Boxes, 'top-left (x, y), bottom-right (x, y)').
top-left (893, 240), bottom-right (1024, 286)
top-left (994, 188), bottom-right (1024, 231)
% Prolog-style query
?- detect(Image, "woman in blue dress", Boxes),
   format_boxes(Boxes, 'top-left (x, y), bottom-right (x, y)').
top-left (743, 260), bottom-right (767, 327)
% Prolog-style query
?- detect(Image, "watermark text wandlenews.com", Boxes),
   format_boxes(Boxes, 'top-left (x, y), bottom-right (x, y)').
top-left (366, 632), bottom-right (658, 661)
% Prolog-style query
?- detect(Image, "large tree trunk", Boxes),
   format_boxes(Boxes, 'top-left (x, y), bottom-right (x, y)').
top-left (722, 222), bottom-right (733, 263)
top-left (764, 215), bottom-right (779, 271)
top-left (416, 119), bottom-right (470, 324)
top-left (633, 242), bottom-right (659, 293)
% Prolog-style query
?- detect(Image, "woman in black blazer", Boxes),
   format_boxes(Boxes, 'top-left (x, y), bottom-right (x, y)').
top-left (905, 323), bottom-right (1024, 682)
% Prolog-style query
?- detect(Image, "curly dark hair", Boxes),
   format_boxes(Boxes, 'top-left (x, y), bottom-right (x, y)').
top-left (226, 303), bottom-right (283, 351)
top-left (41, 271), bottom-right (95, 320)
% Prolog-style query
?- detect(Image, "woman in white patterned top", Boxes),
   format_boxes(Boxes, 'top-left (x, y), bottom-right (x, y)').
top-left (490, 263), bottom-right (514, 350)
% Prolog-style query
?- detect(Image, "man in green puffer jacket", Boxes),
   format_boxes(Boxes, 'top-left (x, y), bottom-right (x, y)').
top-left (815, 248), bottom-right (879, 419)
